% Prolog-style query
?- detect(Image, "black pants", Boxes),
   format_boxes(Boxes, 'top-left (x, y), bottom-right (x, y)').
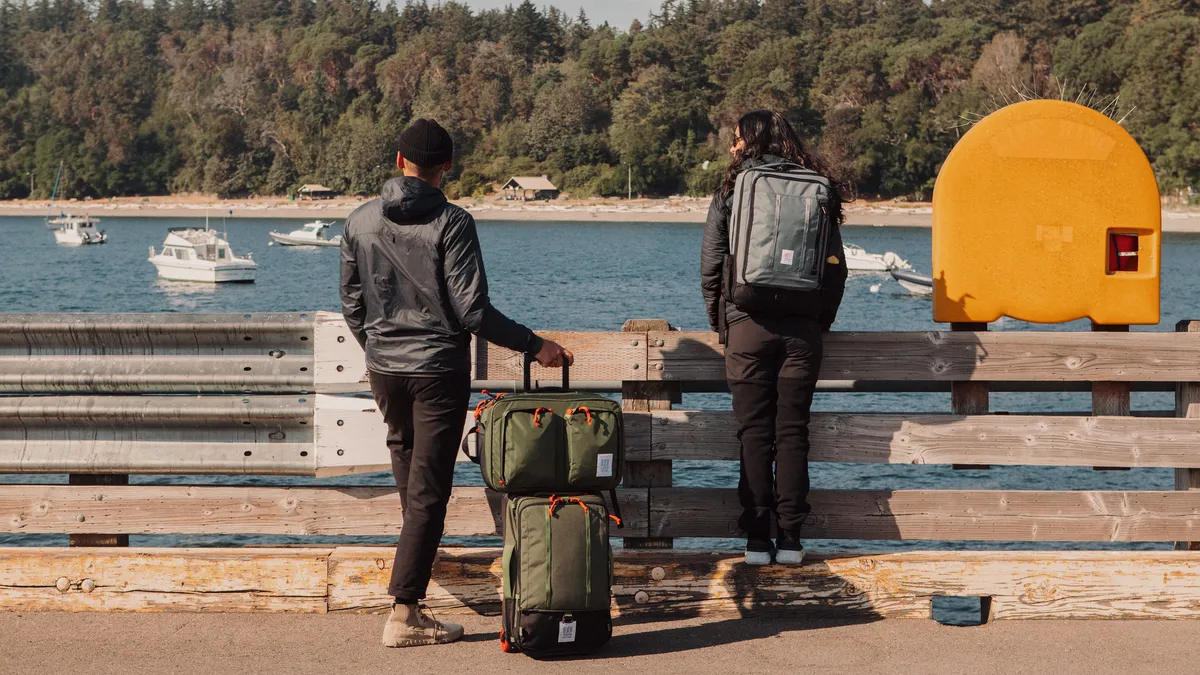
top-left (725, 315), bottom-right (823, 539)
top-left (369, 370), bottom-right (471, 603)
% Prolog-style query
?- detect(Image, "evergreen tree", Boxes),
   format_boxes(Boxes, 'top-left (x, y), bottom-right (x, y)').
top-left (0, 0), bottom-right (1191, 199)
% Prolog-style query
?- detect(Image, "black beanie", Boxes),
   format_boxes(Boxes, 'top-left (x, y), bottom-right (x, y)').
top-left (397, 118), bottom-right (454, 167)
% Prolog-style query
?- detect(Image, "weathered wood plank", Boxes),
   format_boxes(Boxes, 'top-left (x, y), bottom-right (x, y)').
top-left (68, 475), bottom-right (128, 547)
top-left (624, 411), bottom-right (653, 462)
top-left (328, 547), bottom-right (504, 614)
top-left (1175, 320), bottom-right (1200, 549)
top-left (326, 547), bottom-right (928, 617)
top-left (622, 319), bottom-right (675, 550)
top-left (1093, 383), bottom-right (1132, 417)
top-left (0, 485), bottom-right (649, 536)
top-left (9, 403), bottom-right (1200, 475)
top-left (648, 330), bottom-right (1200, 382)
top-left (314, 314), bottom-right (648, 390)
top-left (327, 547), bottom-right (1200, 620)
top-left (7, 546), bottom-right (1200, 619)
top-left (651, 489), bottom-right (1200, 541)
top-left (1090, 324), bottom-right (1132, 471)
top-left (950, 323), bottom-right (990, 470)
top-left (484, 330), bottom-right (647, 383)
top-left (0, 547), bottom-right (329, 612)
top-left (648, 411), bottom-right (1200, 467)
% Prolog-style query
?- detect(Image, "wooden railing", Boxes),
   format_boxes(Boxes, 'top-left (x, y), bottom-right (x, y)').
top-left (6, 312), bottom-right (1200, 619)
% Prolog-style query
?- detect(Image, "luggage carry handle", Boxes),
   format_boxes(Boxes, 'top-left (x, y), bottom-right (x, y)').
top-left (460, 426), bottom-right (480, 464)
top-left (523, 352), bottom-right (570, 392)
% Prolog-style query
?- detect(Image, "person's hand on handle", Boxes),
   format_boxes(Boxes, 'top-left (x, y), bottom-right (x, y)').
top-left (534, 339), bottom-right (574, 368)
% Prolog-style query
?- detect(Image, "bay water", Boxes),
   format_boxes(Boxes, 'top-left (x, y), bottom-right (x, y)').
top-left (4, 215), bottom-right (1200, 556)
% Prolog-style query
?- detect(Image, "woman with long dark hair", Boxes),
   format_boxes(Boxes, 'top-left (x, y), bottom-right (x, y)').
top-left (700, 110), bottom-right (849, 565)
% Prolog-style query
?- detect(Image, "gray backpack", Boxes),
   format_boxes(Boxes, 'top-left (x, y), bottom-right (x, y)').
top-left (724, 162), bottom-right (833, 312)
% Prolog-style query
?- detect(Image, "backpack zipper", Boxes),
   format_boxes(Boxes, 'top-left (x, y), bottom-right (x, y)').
top-left (797, 196), bottom-right (812, 274)
top-left (814, 202), bottom-right (830, 278)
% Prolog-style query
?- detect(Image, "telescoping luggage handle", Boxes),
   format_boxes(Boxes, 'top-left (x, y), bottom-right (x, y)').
top-left (523, 352), bottom-right (569, 392)
top-left (459, 355), bottom-right (571, 465)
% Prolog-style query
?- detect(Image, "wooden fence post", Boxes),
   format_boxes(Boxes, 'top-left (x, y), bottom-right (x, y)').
top-left (1176, 320), bottom-right (1200, 550)
top-left (1092, 323), bottom-right (1132, 471)
top-left (951, 322), bottom-right (990, 470)
top-left (68, 474), bottom-right (129, 547)
top-left (622, 319), bottom-right (677, 549)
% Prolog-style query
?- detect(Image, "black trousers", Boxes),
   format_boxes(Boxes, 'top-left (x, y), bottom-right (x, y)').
top-left (369, 370), bottom-right (471, 603)
top-left (725, 315), bottom-right (823, 539)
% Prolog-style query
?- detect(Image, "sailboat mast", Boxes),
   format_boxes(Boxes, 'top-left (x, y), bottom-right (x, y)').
top-left (45, 161), bottom-right (64, 223)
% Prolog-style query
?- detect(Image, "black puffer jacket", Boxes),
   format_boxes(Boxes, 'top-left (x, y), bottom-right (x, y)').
top-left (700, 154), bottom-right (848, 333)
top-left (340, 177), bottom-right (542, 375)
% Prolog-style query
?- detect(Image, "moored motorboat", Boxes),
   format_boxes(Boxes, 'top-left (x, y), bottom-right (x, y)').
top-left (268, 220), bottom-right (342, 247)
top-left (149, 227), bottom-right (256, 283)
top-left (890, 268), bottom-right (933, 296)
top-left (845, 243), bottom-right (911, 272)
top-left (51, 215), bottom-right (106, 245)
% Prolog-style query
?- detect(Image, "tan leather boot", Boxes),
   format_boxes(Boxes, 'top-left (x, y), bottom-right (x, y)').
top-left (381, 603), bottom-right (465, 648)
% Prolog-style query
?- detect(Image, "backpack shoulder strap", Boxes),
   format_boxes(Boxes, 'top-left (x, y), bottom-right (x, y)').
top-left (606, 488), bottom-right (624, 529)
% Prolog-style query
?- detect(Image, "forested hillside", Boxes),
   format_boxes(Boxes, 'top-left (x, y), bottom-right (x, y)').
top-left (0, 0), bottom-right (1195, 200)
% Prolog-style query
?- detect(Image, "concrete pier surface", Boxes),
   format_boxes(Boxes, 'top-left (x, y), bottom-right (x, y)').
top-left (2, 613), bottom-right (1198, 675)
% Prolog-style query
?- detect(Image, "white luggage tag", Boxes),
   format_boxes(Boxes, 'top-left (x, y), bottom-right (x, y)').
top-left (558, 618), bottom-right (577, 643)
top-left (596, 454), bottom-right (614, 478)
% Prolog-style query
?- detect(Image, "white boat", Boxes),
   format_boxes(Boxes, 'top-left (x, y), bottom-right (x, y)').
top-left (268, 220), bottom-right (342, 247)
top-left (148, 227), bottom-right (257, 283)
top-left (890, 268), bottom-right (933, 296)
top-left (51, 215), bottom-right (106, 245)
top-left (845, 244), bottom-right (911, 272)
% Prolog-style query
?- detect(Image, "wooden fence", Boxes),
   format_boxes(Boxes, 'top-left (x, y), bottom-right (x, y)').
top-left (5, 312), bottom-right (1200, 620)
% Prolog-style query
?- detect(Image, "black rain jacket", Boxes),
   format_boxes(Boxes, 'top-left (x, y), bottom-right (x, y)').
top-left (700, 154), bottom-right (848, 334)
top-left (340, 177), bottom-right (542, 375)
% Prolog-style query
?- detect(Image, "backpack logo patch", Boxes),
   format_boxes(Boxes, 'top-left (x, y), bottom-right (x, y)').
top-left (780, 249), bottom-right (794, 265)
top-left (558, 620), bottom-right (577, 643)
top-left (596, 454), bottom-right (614, 478)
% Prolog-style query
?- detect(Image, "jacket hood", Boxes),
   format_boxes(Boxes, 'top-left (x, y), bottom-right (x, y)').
top-left (381, 176), bottom-right (448, 224)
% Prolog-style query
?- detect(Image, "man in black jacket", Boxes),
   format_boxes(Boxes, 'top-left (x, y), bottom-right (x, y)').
top-left (341, 118), bottom-right (571, 648)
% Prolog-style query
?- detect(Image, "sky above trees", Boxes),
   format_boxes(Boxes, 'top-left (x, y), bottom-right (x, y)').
top-left (462, 0), bottom-right (654, 29)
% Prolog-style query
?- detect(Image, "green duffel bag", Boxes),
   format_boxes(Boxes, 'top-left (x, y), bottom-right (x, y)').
top-left (462, 358), bottom-right (625, 495)
top-left (500, 494), bottom-right (615, 657)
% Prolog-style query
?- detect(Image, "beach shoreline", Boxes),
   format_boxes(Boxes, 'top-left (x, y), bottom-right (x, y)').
top-left (4, 196), bottom-right (1199, 231)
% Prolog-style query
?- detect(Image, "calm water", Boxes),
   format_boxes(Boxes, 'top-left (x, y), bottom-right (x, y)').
top-left (4, 214), bottom-right (1200, 554)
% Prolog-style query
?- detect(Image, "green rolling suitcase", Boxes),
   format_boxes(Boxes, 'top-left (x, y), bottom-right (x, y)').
top-left (499, 494), bottom-right (615, 657)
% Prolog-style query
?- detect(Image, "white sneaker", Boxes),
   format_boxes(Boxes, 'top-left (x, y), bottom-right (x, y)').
top-left (744, 539), bottom-right (776, 566)
top-left (776, 532), bottom-right (805, 565)
top-left (775, 548), bottom-right (805, 565)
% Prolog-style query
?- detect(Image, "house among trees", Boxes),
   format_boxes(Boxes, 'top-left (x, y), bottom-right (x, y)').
top-left (296, 184), bottom-right (337, 200)
top-left (502, 176), bottom-right (560, 201)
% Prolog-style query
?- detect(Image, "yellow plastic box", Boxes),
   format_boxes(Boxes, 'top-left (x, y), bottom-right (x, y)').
top-left (932, 100), bottom-right (1160, 325)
